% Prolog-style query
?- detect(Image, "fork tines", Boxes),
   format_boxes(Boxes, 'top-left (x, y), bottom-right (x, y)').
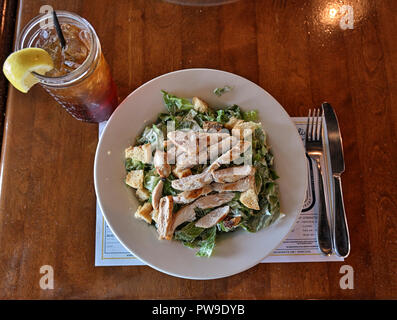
top-left (306, 109), bottom-right (323, 142)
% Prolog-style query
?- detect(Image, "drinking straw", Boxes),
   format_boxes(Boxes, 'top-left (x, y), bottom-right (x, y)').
top-left (52, 10), bottom-right (66, 49)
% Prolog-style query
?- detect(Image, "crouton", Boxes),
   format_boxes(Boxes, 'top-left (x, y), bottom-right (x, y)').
top-left (151, 209), bottom-right (159, 224)
top-left (134, 202), bottom-right (153, 224)
top-left (172, 166), bottom-right (192, 179)
top-left (125, 143), bottom-right (152, 163)
top-left (232, 121), bottom-right (261, 139)
top-left (136, 188), bottom-right (150, 201)
top-left (239, 189), bottom-right (260, 210)
top-left (192, 97), bottom-right (209, 113)
top-left (224, 117), bottom-right (244, 130)
top-left (125, 170), bottom-right (144, 189)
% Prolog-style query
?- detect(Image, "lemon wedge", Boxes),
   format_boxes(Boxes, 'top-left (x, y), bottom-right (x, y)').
top-left (2, 48), bottom-right (54, 93)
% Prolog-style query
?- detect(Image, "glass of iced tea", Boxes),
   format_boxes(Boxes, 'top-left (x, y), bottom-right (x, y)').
top-left (16, 11), bottom-right (118, 123)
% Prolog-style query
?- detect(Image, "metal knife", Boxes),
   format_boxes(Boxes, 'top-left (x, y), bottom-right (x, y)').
top-left (322, 103), bottom-right (350, 257)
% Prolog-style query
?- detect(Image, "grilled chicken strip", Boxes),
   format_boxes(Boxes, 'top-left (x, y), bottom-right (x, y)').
top-left (203, 121), bottom-right (224, 132)
top-left (174, 135), bottom-right (239, 169)
top-left (168, 131), bottom-right (229, 154)
top-left (207, 140), bottom-right (251, 172)
top-left (167, 131), bottom-right (194, 153)
top-left (171, 170), bottom-right (213, 191)
top-left (216, 140), bottom-right (252, 165)
top-left (211, 175), bottom-right (255, 193)
top-left (170, 193), bottom-right (235, 235)
top-left (194, 131), bottom-right (230, 155)
top-left (195, 206), bottom-right (230, 228)
top-left (194, 192), bottom-right (235, 209)
top-left (175, 150), bottom-right (202, 169)
top-left (207, 135), bottom-right (239, 162)
top-left (170, 205), bottom-right (196, 236)
top-left (153, 150), bottom-right (171, 178)
top-left (152, 180), bottom-right (164, 210)
top-left (173, 185), bottom-right (212, 204)
top-left (166, 145), bottom-right (185, 165)
top-left (177, 140), bottom-right (252, 177)
top-left (212, 165), bottom-right (255, 183)
top-left (172, 141), bottom-right (252, 187)
top-left (157, 196), bottom-right (174, 240)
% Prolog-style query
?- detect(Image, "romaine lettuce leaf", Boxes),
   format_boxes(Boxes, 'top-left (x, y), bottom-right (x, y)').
top-left (196, 226), bottom-right (217, 257)
top-left (194, 207), bottom-right (213, 218)
top-left (143, 169), bottom-right (161, 192)
top-left (175, 222), bottom-right (217, 257)
top-left (174, 221), bottom-right (205, 242)
top-left (162, 174), bottom-right (180, 196)
top-left (213, 86), bottom-right (232, 97)
top-left (137, 124), bottom-right (164, 150)
top-left (242, 110), bottom-right (258, 122)
top-left (240, 211), bottom-right (274, 233)
top-left (125, 158), bottom-right (146, 172)
top-left (161, 90), bottom-right (193, 115)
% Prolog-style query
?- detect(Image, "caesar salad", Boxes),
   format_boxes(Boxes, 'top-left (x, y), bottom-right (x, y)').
top-left (123, 91), bottom-right (281, 257)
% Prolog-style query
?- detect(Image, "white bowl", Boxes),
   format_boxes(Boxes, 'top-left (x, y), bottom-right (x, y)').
top-left (94, 69), bottom-right (307, 279)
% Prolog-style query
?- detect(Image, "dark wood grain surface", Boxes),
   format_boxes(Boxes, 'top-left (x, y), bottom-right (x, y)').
top-left (0, 0), bottom-right (396, 299)
top-left (0, 0), bottom-right (18, 151)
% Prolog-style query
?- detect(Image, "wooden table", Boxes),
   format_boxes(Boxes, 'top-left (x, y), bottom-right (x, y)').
top-left (0, 0), bottom-right (396, 299)
top-left (0, 0), bottom-right (17, 148)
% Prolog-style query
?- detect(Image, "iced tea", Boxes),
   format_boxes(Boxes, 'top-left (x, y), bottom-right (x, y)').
top-left (17, 11), bottom-right (118, 122)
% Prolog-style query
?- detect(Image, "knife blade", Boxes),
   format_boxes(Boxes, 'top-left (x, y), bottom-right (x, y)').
top-left (322, 103), bottom-right (350, 257)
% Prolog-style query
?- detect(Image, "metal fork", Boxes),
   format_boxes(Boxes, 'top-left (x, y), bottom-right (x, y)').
top-left (305, 109), bottom-right (333, 256)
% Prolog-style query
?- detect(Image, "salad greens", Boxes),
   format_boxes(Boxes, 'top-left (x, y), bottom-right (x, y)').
top-left (125, 90), bottom-right (281, 257)
top-left (213, 85), bottom-right (232, 97)
top-left (161, 90), bottom-right (193, 115)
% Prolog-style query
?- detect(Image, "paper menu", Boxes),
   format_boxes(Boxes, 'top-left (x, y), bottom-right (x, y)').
top-left (95, 118), bottom-right (343, 266)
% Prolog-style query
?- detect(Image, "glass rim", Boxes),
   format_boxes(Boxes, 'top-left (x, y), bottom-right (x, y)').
top-left (16, 10), bottom-right (101, 87)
